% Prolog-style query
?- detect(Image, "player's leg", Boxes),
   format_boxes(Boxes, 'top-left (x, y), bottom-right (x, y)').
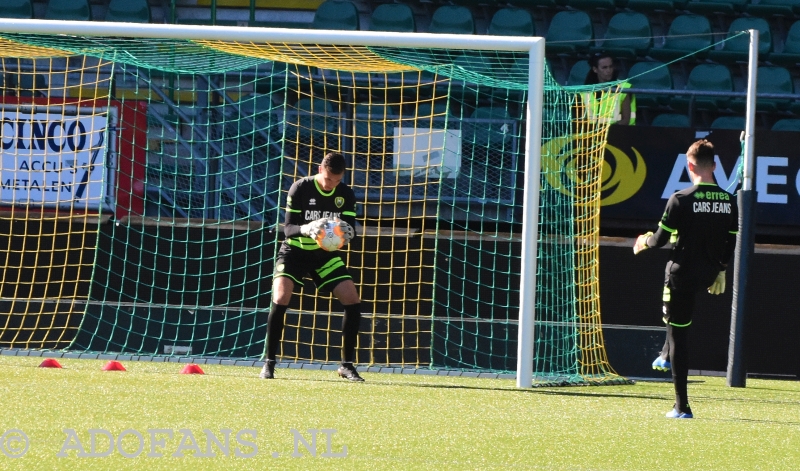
top-left (313, 255), bottom-right (364, 382)
top-left (662, 286), bottom-right (695, 418)
top-left (260, 249), bottom-right (305, 379)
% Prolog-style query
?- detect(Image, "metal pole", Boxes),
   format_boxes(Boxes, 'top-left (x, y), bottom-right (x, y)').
top-left (516, 38), bottom-right (545, 388)
top-left (727, 29), bottom-right (759, 388)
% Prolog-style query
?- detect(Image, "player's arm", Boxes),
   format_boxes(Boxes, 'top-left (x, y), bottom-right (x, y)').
top-left (282, 181), bottom-right (305, 239)
top-left (722, 200), bottom-right (739, 266)
top-left (338, 188), bottom-right (358, 242)
top-left (634, 195), bottom-right (679, 254)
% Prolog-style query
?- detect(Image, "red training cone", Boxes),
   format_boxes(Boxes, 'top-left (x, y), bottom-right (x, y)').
top-left (180, 364), bottom-right (205, 375)
top-left (102, 360), bottom-right (126, 371)
top-left (39, 358), bottom-right (63, 368)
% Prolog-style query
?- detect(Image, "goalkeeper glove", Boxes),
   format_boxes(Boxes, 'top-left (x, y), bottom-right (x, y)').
top-left (633, 231), bottom-right (653, 255)
top-left (300, 218), bottom-right (329, 239)
top-left (708, 271), bottom-right (726, 295)
top-left (334, 218), bottom-right (354, 244)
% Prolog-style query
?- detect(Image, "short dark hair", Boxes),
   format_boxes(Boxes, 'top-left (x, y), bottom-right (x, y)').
top-left (322, 152), bottom-right (346, 174)
top-left (686, 139), bottom-right (715, 168)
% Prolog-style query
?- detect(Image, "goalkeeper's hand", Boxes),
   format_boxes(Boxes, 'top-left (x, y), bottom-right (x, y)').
top-left (633, 231), bottom-right (653, 255)
top-left (334, 218), bottom-right (354, 244)
top-left (300, 218), bottom-right (329, 239)
top-left (708, 271), bottom-right (726, 295)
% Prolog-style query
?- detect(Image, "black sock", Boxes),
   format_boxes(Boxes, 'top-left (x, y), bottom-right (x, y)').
top-left (266, 302), bottom-right (288, 361)
top-left (341, 303), bottom-right (361, 364)
top-left (668, 324), bottom-right (691, 413)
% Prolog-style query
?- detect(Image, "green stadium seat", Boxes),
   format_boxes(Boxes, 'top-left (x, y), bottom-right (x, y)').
top-left (487, 8), bottom-right (534, 37)
top-left (671, 64), bottom-right (733, 112)
top-left (683, 0), bottom-right (748, 14)
top-left (567, 60), bottom-right (590, 86)
top-left (648, 15), bottom-right (713, 61)
top-left (710, 116), bottom-right (745, 130)
top-left (15, 73), bottom-right (47, 98)
top-left (288, 97), bottom-right (337, 138)
top-left (546, 11), bottom-right (593, 55)
top-left (509, 0), bottom-right (559, 8)
top-left (651, 113), bottom-right (691, 127)
top-left (45, 0), bottom-right (91, 21)
top-left (429, 6), bottom-right (474, 35)
top-left (416, 101), bottom-right (454, 129)
top-left (369, 4), bottom-right (414, 32)
top-left (566, 0), bottom-right (623, 11)
top-left (354, 103), bottom-right (398, 139)
top-left (0, 0), bottom-right (32, 19)
top-left (730, 66), bottom-right (793, 113)
top-left (708, 18), bottom-right (772, 64)
top-left (768, 21), bottom-right (800, 66)
top-left (745, 0), bottom-right (800, 17)
top-left (771, 119), bottom-right (800, 131)
top-left (105, 0), bottom-right (150, 23)
top-left (313, 0), bottom-right (359, 31)
top-left (592, 12), bottom-right (652, 59)
top-left (627, 61), bottom-right (673, 108)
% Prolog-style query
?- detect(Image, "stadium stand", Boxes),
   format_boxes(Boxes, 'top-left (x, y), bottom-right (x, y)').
top-left (593, 11), bottom-right (653, 59)
top-left (487, 8), bottom-right (535, 36)
top-left (0, 0), bottom-right (33, 19)
top-left (625, 0), bottom-right (687, 12)
top-left (545, 10), bottom-right (594, 55)
top-left (567, 60), bottom-right (591, 86)
top-left (730, 65), bottom-right (794, 112)
top-left (368, 3), bottom-right (415, 32)
top-left (648, 14), bottom-right (713, 61)
top-left (745, 0), bottom-right (800, 17)
top-left (428, 6), bottom-right (475, 35)
top-left (105, 0), bottom-right (151, 23)
top-left (44, 0), bottom-right (92, 21)
top-left (312, 0), bottom-right (360, 30)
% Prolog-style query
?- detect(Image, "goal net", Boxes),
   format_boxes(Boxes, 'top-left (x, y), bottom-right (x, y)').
top-left (0, 21), bottom-right (627, 385)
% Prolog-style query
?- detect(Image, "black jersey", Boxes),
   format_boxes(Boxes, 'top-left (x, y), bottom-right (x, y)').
top-left (649, 182), bottom-right (738, 279)
top-left (282, 176), bottom-right (357, 250)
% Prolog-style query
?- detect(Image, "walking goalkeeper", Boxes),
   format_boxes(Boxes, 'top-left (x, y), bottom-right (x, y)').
top-left (260, 152), bottom-right (364, 382)
top-left (633, 139), bottom-right (738, 418)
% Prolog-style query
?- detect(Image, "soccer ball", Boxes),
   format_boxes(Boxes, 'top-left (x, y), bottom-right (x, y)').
top-left (315, 220), bottom-right (346, 252)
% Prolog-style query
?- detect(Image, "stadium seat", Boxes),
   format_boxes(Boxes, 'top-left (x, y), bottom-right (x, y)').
top-left (745, 0), bottom-right (800, 17)
top-left (627, 61), bottom-right (673, 108)
top-left (369, 4), bottom-right (414, 32)
top-left (771, 119), bottom-right (800, 131)
top-left (567, 61), bottom-right (590, 86)
top-left (45, 0), bottom-right (91, 21)
top-left (288, 97), bottom-right (337, 138)
top-left (651, 113), bottom-right (691, 127)
top-left (509, 0), bottom-right (559, 8)
top-left (429, 6), bottom-right (474, 35)
top-left (416, 101), bottom-right (454, 129)
top-left (15, 73), bottom-right (47, 97)
top-left (648, 15), bottom-right (713, 61)
top-left (313, 0), bottom-right (359, 31)
top-left (730, 66), bottom-right (793, 112)
top-left (354, 103), bottom-right (398, 139)
top-left (0, 0), bottom-right (32, 19)
top-left (592, 12), bottom-right (652, 59)
top-left (708, 18), bottom-right (772, 64)
top-left (487, 8), bottom-right (534, 37)
top-left (564, 0), bottom-right (621, 11)
top-left (546, 11), bottom-right (593, 55)
top-left (768, 21), bottom-right (800, 66)
top-left (105, 0), bottom-right (150, 23)
top-left (683, 0), bottom-right (748, 14)
top-left (671, 64), bottom-right (733, 112)
top-left (710, 116), bottom-right (745, 130)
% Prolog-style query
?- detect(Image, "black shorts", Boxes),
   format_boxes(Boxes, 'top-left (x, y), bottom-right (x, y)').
top-left (662, 264), bottom-right (718, 327)
top-left (274, 243), bottom-right (352, 293)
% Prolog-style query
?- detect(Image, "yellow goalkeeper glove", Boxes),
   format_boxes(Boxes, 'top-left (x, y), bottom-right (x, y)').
top-left (708, 271), bottom-right (726, 295)
top-left (633, 231), bottom-right (653, 255)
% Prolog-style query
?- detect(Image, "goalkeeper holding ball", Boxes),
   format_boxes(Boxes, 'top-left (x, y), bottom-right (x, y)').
top-left (633, 139), bottom-right (738, 419)
top-left (260, 152), bottom-right (364, 382)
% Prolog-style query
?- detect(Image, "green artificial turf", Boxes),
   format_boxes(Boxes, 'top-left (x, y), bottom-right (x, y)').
top-left (0, 355), bottom-right (798, 470)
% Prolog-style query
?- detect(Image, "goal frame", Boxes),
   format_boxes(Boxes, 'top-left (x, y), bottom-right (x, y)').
top-left (0, 18), bottom-right (545, 387)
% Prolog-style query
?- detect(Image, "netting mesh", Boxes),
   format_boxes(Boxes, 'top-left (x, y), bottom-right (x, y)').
top-left (0, 30), bottom-right (627, 384)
